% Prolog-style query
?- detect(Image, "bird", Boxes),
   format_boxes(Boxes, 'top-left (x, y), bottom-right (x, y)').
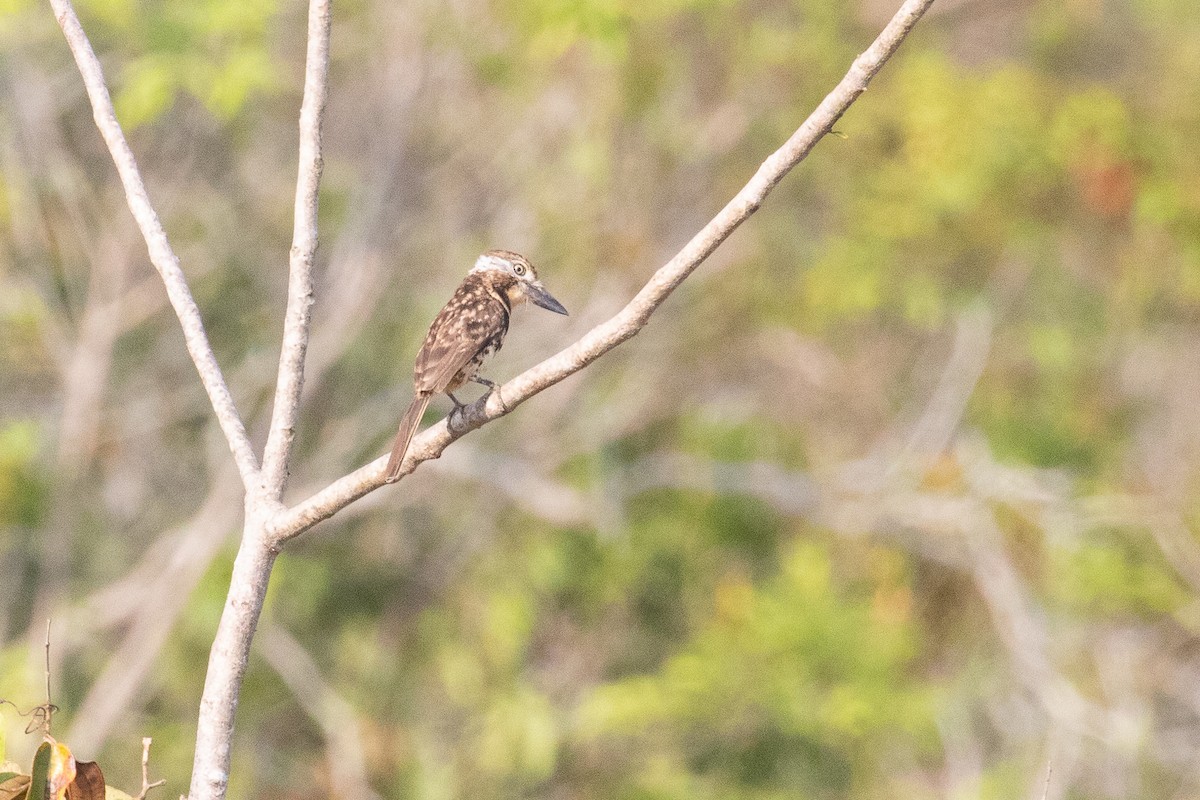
top-left (384, 249), bottom-right (568, 483)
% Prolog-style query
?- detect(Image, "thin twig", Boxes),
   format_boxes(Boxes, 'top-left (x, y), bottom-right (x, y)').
top-left (43, 619), bottom-right (52, 733)
top-left (135, 737), bottom-right (167, 800)
top-left (260, 0), bottom-right (332, 500)
top-left (271, 0), bottom-right (938, 542)
top-left (47, 0), bottom-right (261, 489)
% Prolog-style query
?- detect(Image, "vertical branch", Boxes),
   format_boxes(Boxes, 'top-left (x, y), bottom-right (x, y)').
top-left (189, 3), bottom-right (332, 797)
top-left (48, 0), bottom-right (260, 489)
top-left (260, 0), bottom-right (333, 500)
top-left (188, 522), bottom-right (278, 800)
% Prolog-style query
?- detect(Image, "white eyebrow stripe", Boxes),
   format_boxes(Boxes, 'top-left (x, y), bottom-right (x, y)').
top-left (470, 254), bottom-right (511, 274)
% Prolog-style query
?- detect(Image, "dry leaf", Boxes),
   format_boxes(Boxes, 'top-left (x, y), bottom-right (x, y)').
top-left (0, 774), bottom-right (30, 800)
top-left (66, 761), bottom-right (106, 800)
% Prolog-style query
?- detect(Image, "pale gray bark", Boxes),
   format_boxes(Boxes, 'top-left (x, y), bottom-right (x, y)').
top-left (261, 0), bottom-right (332, 501)
top-left (49, 0), bottom-right (260, 490)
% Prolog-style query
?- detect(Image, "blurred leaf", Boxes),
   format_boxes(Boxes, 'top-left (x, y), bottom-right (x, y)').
top-left (198, 47), bottom-right (278, 119)
top-left (115, 54), bottom-right (179, 129)
top-left (578, 541), bottom-right (929, 793)
top-left (77, 0), bottom-right (135, 29)
top-left (481, 591), bottom-right (534, 669)
top-left (90, 0), bottom-right (282, 127)
top-left (1052, 539), bottom-right (1188, 616)
top-left (478, 688), bottom-right (557, 779)
top-left (0, 775), bottom-right (29, 800)
top-left (1050, 87), bottom-right (1134, 162)
top-left (0, 0), bottom-right (32, 22)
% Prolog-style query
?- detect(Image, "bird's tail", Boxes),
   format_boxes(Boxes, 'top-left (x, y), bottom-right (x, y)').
top-left (385, 393), bottom-right (431, 483)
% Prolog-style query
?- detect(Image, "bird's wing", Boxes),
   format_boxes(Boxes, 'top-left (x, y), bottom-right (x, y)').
top-left (414, 280), bottom-right (510, 394)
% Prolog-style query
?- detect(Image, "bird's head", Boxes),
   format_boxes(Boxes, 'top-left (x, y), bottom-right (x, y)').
top-left (471, 249), bottom-right (568, 315)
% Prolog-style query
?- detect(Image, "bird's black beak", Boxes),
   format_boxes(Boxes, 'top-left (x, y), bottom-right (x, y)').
top-left (527, 281), bottom-right (568, 315)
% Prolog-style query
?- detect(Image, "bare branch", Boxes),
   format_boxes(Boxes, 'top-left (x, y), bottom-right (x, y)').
top-left (189, 530), bottom-right (277, 800)
top-left (272, 0), bottom-right (938, 542)
top-left (135, 737), bottom-right (167, 800)
top-left (48, 0), bottom-right (260, 488)
top-left (260, 0), bottom-right (332, 500)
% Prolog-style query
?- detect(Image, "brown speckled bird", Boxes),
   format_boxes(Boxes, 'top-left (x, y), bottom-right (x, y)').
top-left (384, 250), bottom-right (568, 483)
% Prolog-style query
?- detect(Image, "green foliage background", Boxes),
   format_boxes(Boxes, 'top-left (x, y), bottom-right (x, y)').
top-left (2, 0), bottom-right (1200, 797)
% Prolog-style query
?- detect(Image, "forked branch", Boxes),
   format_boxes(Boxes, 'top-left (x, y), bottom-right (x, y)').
top-left (272, 0), bottom-right (938, 542)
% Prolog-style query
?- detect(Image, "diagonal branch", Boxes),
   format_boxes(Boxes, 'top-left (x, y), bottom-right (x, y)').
top-left (49, 0), bottom-right (260, 489)
top-left (260, 0), bottom-right (332, 500)
top-left (271, 0), bottom-right (937, 543)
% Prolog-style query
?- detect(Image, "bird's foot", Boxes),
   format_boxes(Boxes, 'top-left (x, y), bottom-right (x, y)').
top-left (448, 392), bottom-right (467, 425)
top-left (475, 376), bottom-right (508, 410)
top-left (471, 377), bottom-right (508, 413)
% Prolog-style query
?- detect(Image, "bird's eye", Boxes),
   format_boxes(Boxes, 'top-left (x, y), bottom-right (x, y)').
top-left (514, 264), bottom-right (527, 276)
